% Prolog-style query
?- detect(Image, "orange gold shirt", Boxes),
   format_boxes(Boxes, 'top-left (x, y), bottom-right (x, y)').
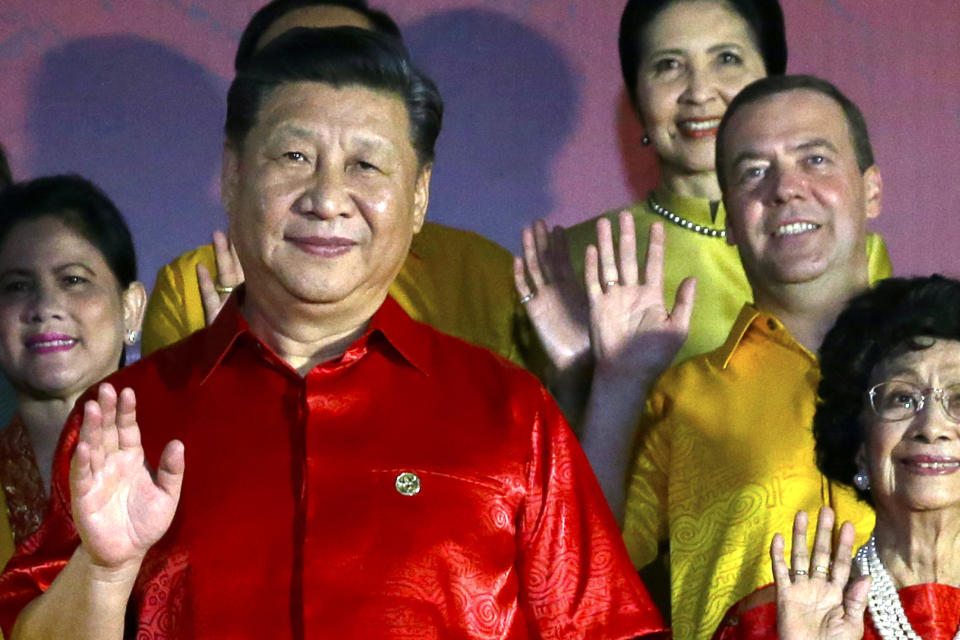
top-left (624, 305), bottom-right (875, 640)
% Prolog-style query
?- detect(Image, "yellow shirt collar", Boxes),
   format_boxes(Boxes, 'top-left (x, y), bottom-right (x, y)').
top-left (711, 303), bottom-right (818, 370)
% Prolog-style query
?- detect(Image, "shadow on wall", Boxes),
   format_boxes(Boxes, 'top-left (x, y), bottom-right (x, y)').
top-left (405, 9), bottom-right (580, 254)
top-left (616, 88), bottom-right (660, 201)
top-left (25, 35), bottom-right (228, 291)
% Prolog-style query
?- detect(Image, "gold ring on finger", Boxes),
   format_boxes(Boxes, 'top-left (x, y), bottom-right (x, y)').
top-left (215, 284), bottom-right (236, 295)
top-left (604, 279), bottom-right (618, 288)
top-left (791, 569), bottom-right (807, 577)
top-left (812, 565), bottom-right (829, 576)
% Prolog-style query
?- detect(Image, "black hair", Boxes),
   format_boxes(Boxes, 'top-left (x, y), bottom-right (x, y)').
top-left (814, 276), bottom-right (960, 504)
top-left (0, 144), bottom-right (11, 190)
top-left (225, 26), bottom-right (442, 167)
top-left (234, 0), bottom-right (402, 70)
top-left (716, 74), bottom-right (875, 192)
top-left (619, 0), bottom-right (786, 110)
top-left (0, 174), bottom-right (137, 288)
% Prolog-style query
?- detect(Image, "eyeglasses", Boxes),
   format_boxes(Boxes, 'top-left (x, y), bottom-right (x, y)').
top-left (867, 381), bottom-right (960, 422)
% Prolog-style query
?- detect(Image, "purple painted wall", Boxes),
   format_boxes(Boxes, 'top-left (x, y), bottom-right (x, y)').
top-left (1, 0), bottom-right (958, 292)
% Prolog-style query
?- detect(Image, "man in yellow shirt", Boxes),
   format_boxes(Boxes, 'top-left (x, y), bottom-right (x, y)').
top-left (141, 0), bottom-right (536, 371)
top-left (580, 75), bottom-right (886, 639)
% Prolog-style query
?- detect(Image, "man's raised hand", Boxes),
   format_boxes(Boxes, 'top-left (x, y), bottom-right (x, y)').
top-left (71, 383), bottom-right (184, 571)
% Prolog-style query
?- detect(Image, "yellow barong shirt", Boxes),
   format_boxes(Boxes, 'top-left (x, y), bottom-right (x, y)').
top-left (624, 305), bottom-right (877, 640)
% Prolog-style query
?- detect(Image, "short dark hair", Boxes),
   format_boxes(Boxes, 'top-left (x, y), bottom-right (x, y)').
top-left (619, 0), bottom-right (786, 110)
top-left (234, 0), bottom-right (402, 70)
top-left (716, 74), bottom-right (875, 192)
top-left (814, 276), bottom-right (960, 505)
top-left (225, 27), bottom-right (443, 167)
top-left (0, 144), bottom-right (11, 189)
top-left (0, 174), bottom-right (137, 288)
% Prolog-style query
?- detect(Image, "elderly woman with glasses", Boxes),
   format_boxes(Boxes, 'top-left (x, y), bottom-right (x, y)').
top-left (714, 275), bottom-right (960, 640)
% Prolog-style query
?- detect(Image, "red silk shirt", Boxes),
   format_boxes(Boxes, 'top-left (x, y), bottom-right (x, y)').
top-left (713, 582), bottom-right (960, 640)
top-left (0, 295), bottom-right (664, 639)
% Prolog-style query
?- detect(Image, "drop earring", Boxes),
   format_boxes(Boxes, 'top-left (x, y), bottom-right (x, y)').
top-left (853, 469), bottom-right (870, 491)
top-left (641, 134), bottom-right (650, 146)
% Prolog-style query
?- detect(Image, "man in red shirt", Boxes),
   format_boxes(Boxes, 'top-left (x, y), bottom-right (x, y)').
top-left (0, 28), bottom-right (663, 639)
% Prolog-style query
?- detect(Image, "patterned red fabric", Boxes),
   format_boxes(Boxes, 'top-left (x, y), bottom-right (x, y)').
top-left (0, 415), bottom-right (47, 545)
top-left (713, 582), bottom-right (960, 639)
top-left (0, 294), bottom-right (665, 639)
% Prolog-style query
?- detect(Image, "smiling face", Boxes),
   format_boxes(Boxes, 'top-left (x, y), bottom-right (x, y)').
top-left (0, 216), bottom-right (141, 400)
top-left (634, 0), bottom-right (766, 178)
top-left (861, 339), bottom-right (960, 515)
top-left (222, 81), bottom-right (429, 316)
top-left (721, 89), bottom-right (881, 288)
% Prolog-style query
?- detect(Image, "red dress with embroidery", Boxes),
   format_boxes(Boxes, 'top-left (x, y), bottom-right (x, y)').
top-left (0, 296), bottom-right (665, 639)
top-left (714, 583), bottom-right (960, 639)
top-left (0, 415), bottom-right (47, 546)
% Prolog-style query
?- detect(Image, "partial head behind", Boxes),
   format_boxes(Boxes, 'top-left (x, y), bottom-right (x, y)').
top-left (619, 0), bottom-right (786, 109)
top-left (226, 26), bottom-right (442, 168)
top-left (0, 144), bottom-right (11, 190)
top-left (235, 0), bottom-right (402, 70)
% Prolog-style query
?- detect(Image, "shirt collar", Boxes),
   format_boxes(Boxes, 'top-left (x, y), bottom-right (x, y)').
top-left (195, 289), bottom-right (430, 385)
top-left (364, 295), bottom-right (432, 375)
top-left (708, 303), bottom-right (817, 370)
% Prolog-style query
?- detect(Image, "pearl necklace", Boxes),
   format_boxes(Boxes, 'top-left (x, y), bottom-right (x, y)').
top-left (855, 535), bottom-right (960, 640)
top-left (648, 196), bottom-right (726, 238)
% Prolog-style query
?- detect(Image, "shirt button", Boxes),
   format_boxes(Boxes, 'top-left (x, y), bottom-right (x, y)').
top-left (395, 472), bottom-right (421, 496)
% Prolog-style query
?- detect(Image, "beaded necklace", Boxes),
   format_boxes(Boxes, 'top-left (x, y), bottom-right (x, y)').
top-left (647, 195), bottom-right (726, 239)
top-left (855, 535), bottom-right (960, 640)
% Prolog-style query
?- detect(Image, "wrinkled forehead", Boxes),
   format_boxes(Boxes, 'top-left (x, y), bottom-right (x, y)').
top-left (724, 89), bottom-right (853, 160)
top-left (871, 338), bottom-right (960, 384)
top-left (250, 81), bottom-right (413, 149)
top-left (263, 79), bottom-right (407, 119)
